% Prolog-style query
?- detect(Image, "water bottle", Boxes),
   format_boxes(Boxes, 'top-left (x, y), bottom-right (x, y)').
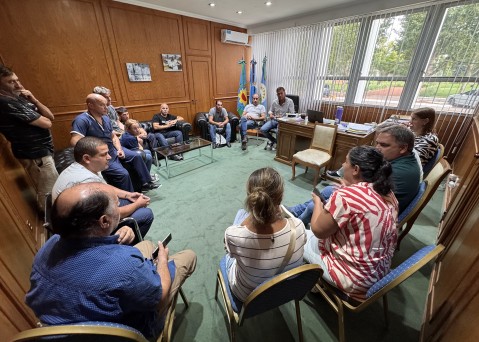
top-left (335, 106), bottom-right (344, 125)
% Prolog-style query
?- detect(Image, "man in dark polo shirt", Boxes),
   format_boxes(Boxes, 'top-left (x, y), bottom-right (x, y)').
top-left (0, 65), bottom-right (58, 211)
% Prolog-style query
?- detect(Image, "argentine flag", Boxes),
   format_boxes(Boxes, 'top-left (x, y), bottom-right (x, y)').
top-left (259, 56), bottom-right (267, 108)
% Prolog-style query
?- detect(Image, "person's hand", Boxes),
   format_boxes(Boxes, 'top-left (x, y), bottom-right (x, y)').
top-left (311, 191), bottom-right (322, 206)
top-left (115, 226), bottom-right (135, 245)
top-left (18, 89), bottom-right (38, 103)
top-left (117, 149), bottom-right (125, 159)
top-left (246, 114), bottom-right (252, 120)
top-left (154, 240), bottom-right (169, 264)
top-left (134, 194), bottom-right (150, 208)
top-left (128, 192), bottom-right (145, 201)
top-left (269, 111), bottom-right (275, 119)
top-left (218, 122), bottom-right (224, 128)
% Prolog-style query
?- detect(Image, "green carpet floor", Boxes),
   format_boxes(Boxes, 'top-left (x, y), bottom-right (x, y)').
top-left (143, 137), bottom-right (442, 342)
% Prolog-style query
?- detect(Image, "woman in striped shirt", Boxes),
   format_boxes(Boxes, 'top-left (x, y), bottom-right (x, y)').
top-left (307, 146), bottom-right (398, 301)
top-left (224, 167), bottom-right (307, 302)
top-left (410, 107), bottom-right (439, 166)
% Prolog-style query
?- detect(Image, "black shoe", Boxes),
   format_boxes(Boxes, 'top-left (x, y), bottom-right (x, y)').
top-left (327, 170), bottom-right (341, 178)
top-left (169, 155), bottom-right (182, 161)
top-left (212, 143), bottom-right (217, 149)
top-left (241, 140), bottom-right (247, 151)
top-left (226, 142), bottom-right (231, 148)
top-left (141, 182), bottom-right (160, 192)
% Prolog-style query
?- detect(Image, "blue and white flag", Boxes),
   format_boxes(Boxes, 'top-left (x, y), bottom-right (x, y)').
top-left (259, 56), bottom-right (267, 108)
top-left (249, 58), bottom-right (257, 104)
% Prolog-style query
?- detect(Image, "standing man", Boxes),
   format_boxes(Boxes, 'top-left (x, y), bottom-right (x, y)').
top-left (0, 65), bottom-right (58, 211)
top-left (260, 87), bottom-right (295, 151)
top-left (26, 182), bottom-right (197, 340)
top-left (93, 86), bottom-right (124, 136)
top-left (208, 100), bottom-right (231, 149)
top-left (239, 94), bottom-right (266, 151)
top-left (71, 94), bottom-right (159, 192)
top-left (152, 103), bottom-right (185, 161)
top-left (52, 137), bottom-right (154, 237)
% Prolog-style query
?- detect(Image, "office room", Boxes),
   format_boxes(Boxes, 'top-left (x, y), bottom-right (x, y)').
top-left (1, 0), bottom-right (478, 341)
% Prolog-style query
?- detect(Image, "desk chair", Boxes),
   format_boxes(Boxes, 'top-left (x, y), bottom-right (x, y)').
top-left (311, 244), bottom-right (444, 342)
top-left (215, 260), bottom-right (322, 342)
top-left (11, 322), bottom-right (148, 341)
top-left (286, 94), bottom-right (300, 113)
top-left (422, 143), bottom-right (444, 178)
top-left (397, 158), bottom-right (451, 249)
top-left (292, 124), bottom-right (337, 186)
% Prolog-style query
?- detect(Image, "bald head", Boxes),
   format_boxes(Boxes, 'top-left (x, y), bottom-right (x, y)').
top-left (52, 183), bottom-right (119, 238)
top-left (86, 93), bottom-right (108, 117)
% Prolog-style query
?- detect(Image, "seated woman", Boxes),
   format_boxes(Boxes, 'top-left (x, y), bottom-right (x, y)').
top-left (305, 146), bottom-right (398, 301)
top-left (224, 167), bottom-right (307, 302)
top-left (120, 119), bottom-right (153, 172)
top-left (410, 107), bottom-right (439, 166)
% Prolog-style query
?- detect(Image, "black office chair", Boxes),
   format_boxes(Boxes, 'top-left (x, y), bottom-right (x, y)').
top-left (286, 94), bottom-right (300, 113)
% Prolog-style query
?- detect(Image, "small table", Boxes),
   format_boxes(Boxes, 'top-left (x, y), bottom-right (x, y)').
top-left (154, 138), bottom-right (213, 178)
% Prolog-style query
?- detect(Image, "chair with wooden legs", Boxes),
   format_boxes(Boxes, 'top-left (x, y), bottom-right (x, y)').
top-left (292, 123), bottom-right (337, 186)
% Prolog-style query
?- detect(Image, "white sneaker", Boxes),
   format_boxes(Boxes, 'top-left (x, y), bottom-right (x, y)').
top-left (272, 143), bottom-right (277, 151)
top-left (265, 141), bottom-right (272, 150)
top-left (150, 174), bottom-right (158, 181)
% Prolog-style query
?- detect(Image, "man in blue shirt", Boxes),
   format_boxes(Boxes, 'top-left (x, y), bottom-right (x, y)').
top-left (26, 182), bottom-right (197, 340)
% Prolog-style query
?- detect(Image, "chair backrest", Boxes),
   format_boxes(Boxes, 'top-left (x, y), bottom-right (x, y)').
top-left (286, 94), bottom-right (299, 113)
top-left (43, 193), bottom-right (54, 235)
top-left (310, 123), bottom-right (337, 153)
top-left (238, 264), bottom-right (322, 323)
top-left (306, 109), bottom-right (324, 124)
top-left (398, 181), bottom-right (427, 224)
top-left (422, 143), bottom-right (444, 178)
top-left (11, 322), bottom-right (148, 342)
top-left (364, 244), bottom-right (444, 303)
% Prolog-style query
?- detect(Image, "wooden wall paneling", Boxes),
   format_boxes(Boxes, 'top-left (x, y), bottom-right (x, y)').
top-left (187, 56), bottom-right (214, 117)
top-left (183, 17), bottom-right (211, 56)
top-left (51, 113), bottom-right (82, 151)
top-left (104, 2), bottom-right (189, 105)
top-left (219, 98), bottom-right (239, 116)
top-left (0, 0), bottom-right (118, 116)
top-left (211, 23), bottom-right (248, 106)
top-left (128, 102), bottom-right (191, 124)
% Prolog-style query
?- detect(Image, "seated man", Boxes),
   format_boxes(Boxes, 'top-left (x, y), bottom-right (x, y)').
top-left (208, 100), bottom-right (231, 149)
top-left (260, 86), bottom-right (295, 151)
top-left (52, 136), bottom-right (154, 237)
top-left (71, 94), bottom-right (159, 192)
top-left (152, 103), bottom-right (185, 161)
top-left (289, 124), bottom-right (421, 225)
top-left (26, 182), bottom-right (197, 340)
top-left (239, 93), bottom-right (266, 151)
top-left (93, 86), bottom-right (124, 136)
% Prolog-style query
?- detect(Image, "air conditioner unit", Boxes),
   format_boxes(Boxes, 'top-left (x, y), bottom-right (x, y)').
top-left (221, 29), bottom-right (249, 45)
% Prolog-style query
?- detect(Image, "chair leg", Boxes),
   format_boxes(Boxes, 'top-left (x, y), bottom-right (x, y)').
top-left (338, 303), bottom-right (346, 342)
top-left (383, 295), bottom-right (389, 327)
top-left (179, 287), bottom-right (189, 309)
top-left (292, 162), bottom-right (297, 180)
top-left (295, 299), bottom-right (304, 342)
top-left (215, 273), bottom-right (219, 300)
top-left (313, 168), bottom-right (320, 187)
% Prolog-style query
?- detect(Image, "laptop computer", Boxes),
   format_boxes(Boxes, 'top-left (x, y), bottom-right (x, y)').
top-left (306, 110), bottom-right (324, 124)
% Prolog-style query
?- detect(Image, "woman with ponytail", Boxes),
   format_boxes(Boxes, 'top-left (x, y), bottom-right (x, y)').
top-left (224, 167), bottom-right (307, 302)
top-left (307, 146), bottom-right (398, 301)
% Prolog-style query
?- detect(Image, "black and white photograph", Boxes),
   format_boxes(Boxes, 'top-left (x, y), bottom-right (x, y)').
top-left (126, 63), bottom-right (152, 81)
top-left (162, 54), bottom-right (183, 71)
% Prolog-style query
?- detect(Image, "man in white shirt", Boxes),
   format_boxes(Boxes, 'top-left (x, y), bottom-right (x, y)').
top-left (260, 87), bottom-right (295, 150)
top-left (239, 94), bottom-right (266, 151)
top-left (52, 136), bottom-right (154, 238)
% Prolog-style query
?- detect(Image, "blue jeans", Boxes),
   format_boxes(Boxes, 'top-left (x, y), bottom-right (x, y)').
top-left (102, 155), bottom-right (134, 192)
top-left (288, 185), bottom-right (337, 226)
top-left (260, 119), bottom-right (278, 143)
top-left (304, 230), bottom-right (334, 283)
top-left (209, 123), bottom-right (231, 143)
top-left (240, 117), bottom-right (258, 138)
top-left (122, 148), bottom-right (152, 185)
top-left (119, 199), bottom-right (154, 237)
top-left (155, 130), bottom-right (183, 147)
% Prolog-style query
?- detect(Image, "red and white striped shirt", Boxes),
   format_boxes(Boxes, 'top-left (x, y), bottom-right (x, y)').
top-left (320, 182), bottom-right (398, 301)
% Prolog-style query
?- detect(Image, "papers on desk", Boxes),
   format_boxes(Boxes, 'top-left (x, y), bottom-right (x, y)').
top-left (346, 123), bottom-right (373, 135)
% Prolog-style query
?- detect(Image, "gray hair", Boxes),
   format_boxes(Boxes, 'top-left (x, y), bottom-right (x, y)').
top-left (377, 124), bottom-right (415, 152)
top-left (92, 86), bottom-right (111, 96)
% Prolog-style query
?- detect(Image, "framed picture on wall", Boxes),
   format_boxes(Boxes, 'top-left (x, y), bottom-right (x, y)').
top-left (162, 54), bottom-right (183, 71)
top-left (126, 63), bottom-right (152, 81)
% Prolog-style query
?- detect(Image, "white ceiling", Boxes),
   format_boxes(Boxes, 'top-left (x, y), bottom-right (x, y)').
top-left (114, 0), bottom-right (365, 28)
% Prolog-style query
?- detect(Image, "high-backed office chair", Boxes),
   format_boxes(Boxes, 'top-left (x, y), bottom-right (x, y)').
top-left (11, 322), bottom-right (148, 341)
top-left (292, 123), bottom-right (337, 186)
top-left (311, 244), bottom-right (444, 342)
top-left (396, 158), bottom-right (451, 249)
top-left (422, 143), bottom-right (444, 178)
top-left (286, 94), bottom-right (300, 113)
top-left (215, 260), bottom-right (323, 342)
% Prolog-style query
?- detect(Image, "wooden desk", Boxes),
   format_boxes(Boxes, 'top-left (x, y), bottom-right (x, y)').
top-left (274, 119), bottom-right (376, 170)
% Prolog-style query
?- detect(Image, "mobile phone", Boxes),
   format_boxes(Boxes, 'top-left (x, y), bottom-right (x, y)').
top-left (152, 233), bottom-right (172, 259)
top-left (312, 188), bottom-right (326, 203)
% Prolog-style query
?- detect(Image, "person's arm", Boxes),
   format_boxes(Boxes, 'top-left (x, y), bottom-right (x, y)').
top-left (112, 133), bottom-right (124, 158)
top-left (155, 242), bottom-right (172, 311)
top-left (114, 226), bottom-right (135, 245)
top-left (117, 192), bottom-right (150, 218)
top-left (19, 89), bottom-right (55, 121)
top-left (310, 193), bottom-right (339, 239)
top-left (258, 107), bottom-right (266, 121)
top-left (70, 133), bottom-right (83, 146)
top-left (289, 99), bottom-right (295, 114)
top-left (29, 116), bottom-right (53, 129)
top-left (208, 114), bottom-right (217, 126)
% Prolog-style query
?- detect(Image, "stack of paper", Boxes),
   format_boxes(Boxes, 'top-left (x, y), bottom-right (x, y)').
top-left (347, 123), bottom-right (372, 135)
